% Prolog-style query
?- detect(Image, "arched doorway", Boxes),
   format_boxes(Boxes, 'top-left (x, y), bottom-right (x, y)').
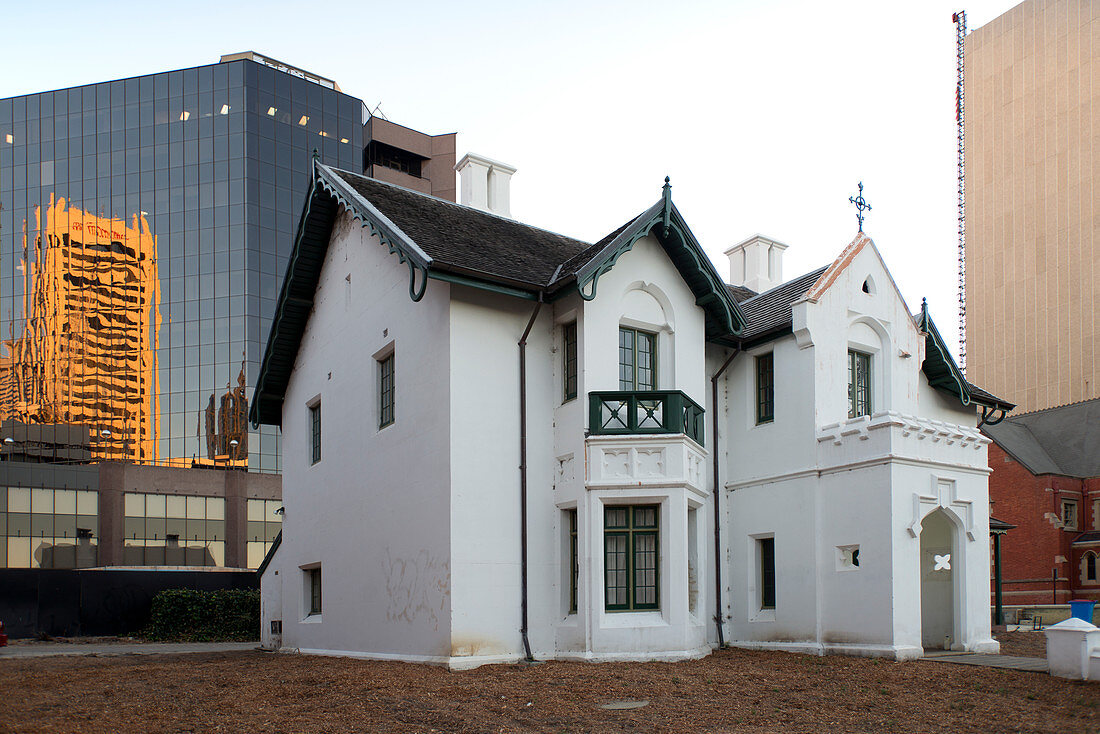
top-left (920, 509), bottom-right (958, 650)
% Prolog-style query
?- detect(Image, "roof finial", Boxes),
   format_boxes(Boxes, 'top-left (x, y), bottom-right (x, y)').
top-left (312, 148), bottom-right (319, 161)
top-left (849, 181), bottom-right (871, 233)
top-left (661, 176), bottom-right (672, 236)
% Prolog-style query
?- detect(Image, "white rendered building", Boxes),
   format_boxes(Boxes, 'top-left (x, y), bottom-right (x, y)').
top-left (251, 157), bottom-right (1013, 668)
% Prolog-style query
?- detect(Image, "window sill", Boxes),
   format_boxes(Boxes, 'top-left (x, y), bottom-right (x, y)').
top-left (600, 610), bottom-right (666, 628)
top-left (301, 613), bottom-right (323, 624)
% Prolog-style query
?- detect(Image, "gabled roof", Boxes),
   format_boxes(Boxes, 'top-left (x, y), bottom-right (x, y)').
top-left (559, 181), bottom-right (746, 342)
top-left (250, 164), bottom-right (746, 426)
top-left (982, 397), bottom-right (1100, 478)
top-left (717, 239), bottom-right (1013, 419)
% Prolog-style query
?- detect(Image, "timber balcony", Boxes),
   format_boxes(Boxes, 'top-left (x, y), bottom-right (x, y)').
top-left (588, 390), bottom-right (705, 446)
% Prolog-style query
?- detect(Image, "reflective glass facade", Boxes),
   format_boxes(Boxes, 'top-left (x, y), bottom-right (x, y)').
top-left (0, 59), bottom-right (363, 473)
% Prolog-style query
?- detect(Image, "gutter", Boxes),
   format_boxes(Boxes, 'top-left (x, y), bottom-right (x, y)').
top-left (517, 294), bottom-right (544, 662)
top-left (709, 343), bottom-right (741, 648)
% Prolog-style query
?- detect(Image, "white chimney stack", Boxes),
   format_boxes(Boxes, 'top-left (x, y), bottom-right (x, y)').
top-left (455, 152), bottom-right (517, 218)
top-left (725, 234), bottom-right (789, 294)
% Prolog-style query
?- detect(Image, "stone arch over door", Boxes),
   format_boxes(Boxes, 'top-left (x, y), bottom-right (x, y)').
top-left (919, 508), bottom-right (962, 650)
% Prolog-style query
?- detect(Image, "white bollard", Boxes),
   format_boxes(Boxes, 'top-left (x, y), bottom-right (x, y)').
top-left (1045, 617), bottom-right (1100, 680)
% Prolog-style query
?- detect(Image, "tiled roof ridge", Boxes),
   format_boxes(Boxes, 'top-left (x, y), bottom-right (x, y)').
top-left (326, 165), bottom-right (593, 250)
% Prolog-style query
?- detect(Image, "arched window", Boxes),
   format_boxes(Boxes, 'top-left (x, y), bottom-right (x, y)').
top-left (1087, 552), bottom-right (1097, 582)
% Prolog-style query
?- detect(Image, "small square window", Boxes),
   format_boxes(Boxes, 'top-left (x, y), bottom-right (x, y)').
top-left (1062, 500), bottom-right (1079, 531)
top-left (309, 402), bottom-right (321, 464)
top-left (837, 544), bottom-right (860, 571)
top-left (379, 353), bottom-right (395, 428)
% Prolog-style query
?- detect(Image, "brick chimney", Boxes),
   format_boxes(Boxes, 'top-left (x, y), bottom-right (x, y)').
top-left (725, 234), bottom-right (789, 293)
top-left (455, 152), bottom-right (516, 217)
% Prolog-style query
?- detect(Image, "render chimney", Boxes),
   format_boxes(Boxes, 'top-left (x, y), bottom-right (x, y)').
top-left (725, 234), bottom-right (789, 293)
top-left (455, 152), bottom-right (517, 217)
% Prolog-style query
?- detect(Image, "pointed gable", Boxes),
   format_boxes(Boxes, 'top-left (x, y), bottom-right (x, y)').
top-left (802, 232), bottom-right (873, 302)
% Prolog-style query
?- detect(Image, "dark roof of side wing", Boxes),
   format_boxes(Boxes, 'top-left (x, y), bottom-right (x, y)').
top-left (982, 398), bottom-right (1100, 478)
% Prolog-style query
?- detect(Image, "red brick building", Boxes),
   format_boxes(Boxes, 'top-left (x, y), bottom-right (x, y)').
top-left (983, 398), bottom-right (1100, 606)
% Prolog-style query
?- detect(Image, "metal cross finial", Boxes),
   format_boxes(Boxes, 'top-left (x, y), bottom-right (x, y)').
top-left (849, 181), bottom-right (872, 233)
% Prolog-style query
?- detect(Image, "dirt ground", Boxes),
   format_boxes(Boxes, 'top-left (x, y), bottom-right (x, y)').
top-left (995, 631), bottom-right (1048, 659)
top-left (2, 637), bottom-right (1097, 734)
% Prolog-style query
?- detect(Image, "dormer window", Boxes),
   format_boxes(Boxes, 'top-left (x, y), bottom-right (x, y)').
top-left (619, 327), bottom-right (657, 391)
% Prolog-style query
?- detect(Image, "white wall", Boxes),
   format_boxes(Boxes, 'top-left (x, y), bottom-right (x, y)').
top-left (447, 286), bottom-right (556, 664)
top-left (723, 237), bottom-right (996, 658)
top-left (269, 210), bottom-right (453, 660)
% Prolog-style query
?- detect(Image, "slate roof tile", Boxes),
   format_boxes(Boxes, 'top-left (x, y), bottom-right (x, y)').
top-left (335, 168), bottom-right (592, 288)
top-left (736, 266), bottom-right (829, 342)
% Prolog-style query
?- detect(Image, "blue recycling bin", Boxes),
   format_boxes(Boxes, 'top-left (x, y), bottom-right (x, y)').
top-left (1068, 599), bottom-right (1096, 623)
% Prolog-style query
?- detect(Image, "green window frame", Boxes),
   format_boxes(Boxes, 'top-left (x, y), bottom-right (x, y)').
top-left (756, 353), bottom-right (774, 424)
top-left (379, 353), bottom-right (395, 428)
top-left (308, 567), bottom-right (322, 616)
top-left (563, 322), bottom-right (578, 402)
top-left (309, 403), bottom-right (321, 464)
top-left (618, 327), bottom-right (657, 391)
top-left (759, 537), bottom-right (775, 610)
top-left (568, 509), bottom-right (578, 614)
top-left (847, 350), bottom-right (871, 418)
top-left (604, 505), bottom-right (659, 611)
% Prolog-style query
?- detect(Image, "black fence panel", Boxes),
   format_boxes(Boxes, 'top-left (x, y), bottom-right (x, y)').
top-left (0, 569), bottom-right (258, 639)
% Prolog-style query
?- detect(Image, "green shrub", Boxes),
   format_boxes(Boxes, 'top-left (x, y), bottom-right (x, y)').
top-left (144, 588), bottom-right (260, 642)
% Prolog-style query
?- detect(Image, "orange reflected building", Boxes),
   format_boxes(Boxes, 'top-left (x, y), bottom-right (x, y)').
top-left (0, 196), bottom-right (161, 463)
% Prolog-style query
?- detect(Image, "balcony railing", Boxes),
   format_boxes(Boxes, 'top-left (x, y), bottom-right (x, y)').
top-left (588, 390), bottom-right (705, 446)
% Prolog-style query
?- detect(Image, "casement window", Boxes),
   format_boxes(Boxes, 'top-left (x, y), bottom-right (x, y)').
top-left (567, 509), bottom-right (578, 613)
top-left (756, 353), bottom-right (774, 424)
top-left (604, 505), bottom-right (659, 611)
top-left (307, 567), bottom-right (322, 616)
top-left (1062, 500), bottom-right (1079, 531)
top-left (618, 327), bottom-right (657, 391)
top-left (309, 402), bottom-right (321, 464)
top-left (847, 350), bottom-right (872, 418)
top-left (758, 537), bottom-right (776, 610)
top-left (563, 322), bottom-right (578, 402)
top-left (379, 353), bottom-right (395, 428)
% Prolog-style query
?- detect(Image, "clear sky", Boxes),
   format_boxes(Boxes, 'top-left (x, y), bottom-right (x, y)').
top-left (1, 0), bottom-right (1020, 358)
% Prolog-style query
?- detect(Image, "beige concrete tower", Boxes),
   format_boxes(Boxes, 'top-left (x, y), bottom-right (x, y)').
top-left (964, 0), bottom-right (1099, 413)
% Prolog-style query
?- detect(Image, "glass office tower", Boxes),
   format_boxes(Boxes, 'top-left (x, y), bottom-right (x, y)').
top-left (0, 53), bottom-right (455, 568)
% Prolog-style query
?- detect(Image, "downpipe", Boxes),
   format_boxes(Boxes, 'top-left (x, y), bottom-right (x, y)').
top-left (517, 295), bottom-right (543, 662)
top-left (710, 344), bottom-right (741, 649)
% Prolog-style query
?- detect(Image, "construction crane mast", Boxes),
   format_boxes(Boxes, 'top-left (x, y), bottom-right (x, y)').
top-left (953, 10), bottom-right (967, 372)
